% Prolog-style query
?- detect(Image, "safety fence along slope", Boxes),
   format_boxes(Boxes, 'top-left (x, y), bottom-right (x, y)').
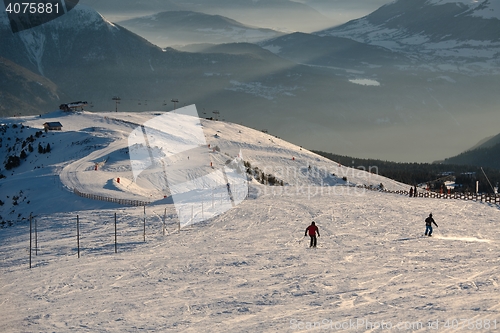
top-left (73, 188), bottom-right (150, 207)
top-left (374, 188), bottom-right (500, 205)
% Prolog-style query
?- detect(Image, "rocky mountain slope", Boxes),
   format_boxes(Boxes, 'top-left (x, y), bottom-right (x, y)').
top-left (0, 57), bottom-right (65, 117)
top-left (318, 0), bottom-right (500, 74)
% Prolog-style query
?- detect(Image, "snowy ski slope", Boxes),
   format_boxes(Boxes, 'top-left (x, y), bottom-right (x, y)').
top-left (1, 110), bottom-right (499, 332)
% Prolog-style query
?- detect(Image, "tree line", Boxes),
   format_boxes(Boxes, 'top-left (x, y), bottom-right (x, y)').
top-left (313, 151), bottom-right (500, 194)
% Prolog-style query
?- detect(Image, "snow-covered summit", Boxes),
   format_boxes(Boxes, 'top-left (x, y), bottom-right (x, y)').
top-left (0, 3), bottom-right (123, 77)
top-left (51, 4), bottom-right (112, 30)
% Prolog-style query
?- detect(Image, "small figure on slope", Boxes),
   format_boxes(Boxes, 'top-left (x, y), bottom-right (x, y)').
top-left (305, 221), bottom-right (320, 248)
top-left (425, 213), bottom-right (438, 236)
top-left (226, 182), bottom-right (234, 202)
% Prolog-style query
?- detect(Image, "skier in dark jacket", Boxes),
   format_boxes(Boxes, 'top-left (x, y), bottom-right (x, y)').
top-left (305, 221), bottom-right (320, 247)
top-left (425, 213), bottom-right (438, 236)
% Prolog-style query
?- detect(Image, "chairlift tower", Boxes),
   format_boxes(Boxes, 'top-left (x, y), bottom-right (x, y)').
top-left (171, 99), bottom-right (179, 110)
top-left (213, 110), bottom-right (220, 120)
top-left (112, 96), bottom-right (121, 112)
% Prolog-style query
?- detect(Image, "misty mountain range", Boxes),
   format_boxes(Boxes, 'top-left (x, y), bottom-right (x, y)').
top-left (1, 0), bottom-right (499, 163)
top-left (118, 11), bottom-right (284, 47)
top-left (80, 0), bottom-right (333, 32)
top-left (296, 0), bottom-right (392, 25)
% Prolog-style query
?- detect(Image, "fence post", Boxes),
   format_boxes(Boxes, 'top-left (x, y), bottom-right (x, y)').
top-left (143, 205), bottom-right (146, 242)
top-left (35, 217), bottom-right (38, 256)
top-left (29, 213), bottom-right (32, 269)
top-left (77, 215), bottom-right (80, 258)
top-left (114, 212), bottom-right (117, 253)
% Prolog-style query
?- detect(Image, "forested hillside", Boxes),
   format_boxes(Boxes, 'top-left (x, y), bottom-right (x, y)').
top-left (443, 144), bottom-right (500, 170)
top-left (314, 151), bottom-right (500, 193)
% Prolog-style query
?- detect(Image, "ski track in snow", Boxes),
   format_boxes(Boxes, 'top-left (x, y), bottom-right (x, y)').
top-left (0, 111), bottom-right (499, 332)
top-left (1, 190), bottom-right (499, 332)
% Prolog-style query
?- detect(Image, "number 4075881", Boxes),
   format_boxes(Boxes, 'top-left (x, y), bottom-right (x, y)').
top-left (5, 2), bottom-right (59, 14)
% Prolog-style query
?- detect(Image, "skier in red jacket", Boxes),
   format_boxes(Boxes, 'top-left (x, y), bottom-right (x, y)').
top-left (305, 221), bottom-right (320, 248)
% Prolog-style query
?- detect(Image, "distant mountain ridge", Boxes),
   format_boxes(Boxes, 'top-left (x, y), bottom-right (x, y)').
top-left (80, 0), bottom-right (332, 32)
top-left (0, 5), bottom-right (145, 77)
top-left (295, 0), bottom-right (391, 25)
top-left (442, 132), bottom-right (500, 169)
top-left (118, 11), bottom-right (283, 47)
top-left (468, 134), bottom-right (500, 150)
top-left (317, 0), bottom-right (500, 74)
top-left (0, 5), bottom-right (295, 113)
top-left (258, 32), bottom-right (408, 68)
top-left (443, 144), bottom-right (500, 170)
top-left (2, 2), bottom-right (500, 162)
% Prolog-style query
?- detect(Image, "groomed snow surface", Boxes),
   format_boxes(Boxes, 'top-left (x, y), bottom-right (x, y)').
top-left (1, 190), bottom-right (499, 332)
top-left (1, 110), bottom-right (499, 332)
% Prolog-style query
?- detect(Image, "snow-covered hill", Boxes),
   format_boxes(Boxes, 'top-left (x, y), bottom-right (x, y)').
top-left (0, 108), bottom-right (407, 224)
top-left (318, 0), bottom-right (500, 74)
top-left (1, 108), bottom-right (500, 331)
